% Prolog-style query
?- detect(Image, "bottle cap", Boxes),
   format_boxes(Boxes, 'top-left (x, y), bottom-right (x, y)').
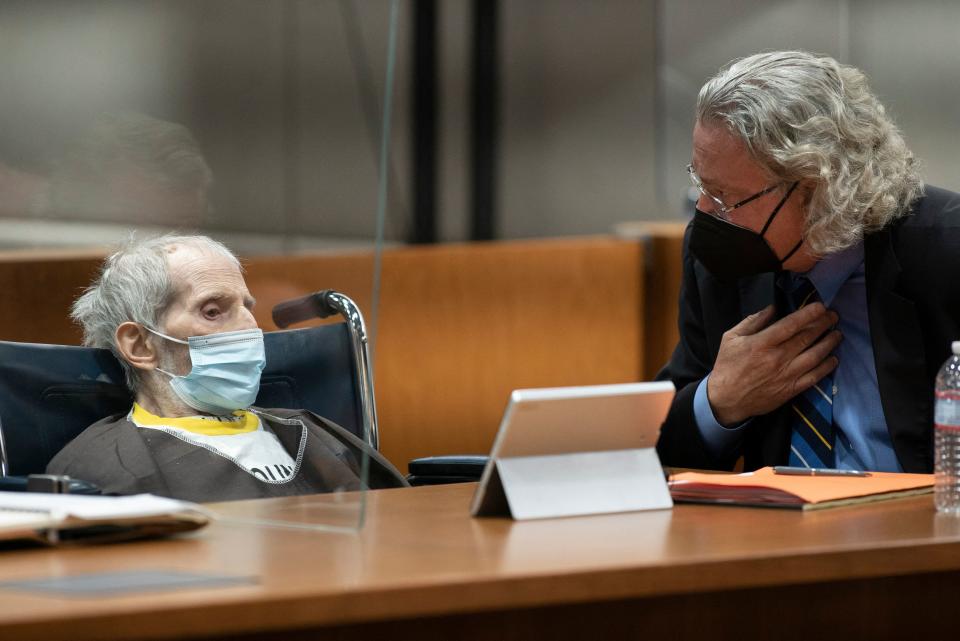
top-left (954, 341), bottom-right (960, 355)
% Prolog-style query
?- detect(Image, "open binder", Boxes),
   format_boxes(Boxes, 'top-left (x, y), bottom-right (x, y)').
top-left (0, 492), bottom-right (211, 545)
top-left (669, 467), bottom-right (934, 510)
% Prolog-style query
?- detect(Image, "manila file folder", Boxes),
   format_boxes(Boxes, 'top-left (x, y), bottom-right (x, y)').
top-left (669, 467), bottom-right (934, 510)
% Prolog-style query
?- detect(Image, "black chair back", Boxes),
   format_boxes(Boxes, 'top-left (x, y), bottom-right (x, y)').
top-left (0, 324), bottom-right (363, 476)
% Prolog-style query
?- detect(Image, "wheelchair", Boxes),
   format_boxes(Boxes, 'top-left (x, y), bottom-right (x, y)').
top-left (0, 290), bottom-right (379, 493)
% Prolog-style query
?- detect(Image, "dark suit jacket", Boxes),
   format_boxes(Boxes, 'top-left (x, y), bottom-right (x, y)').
top-left (47, 407), bottom-right (408, 502)
top-left (656, 185), bottom-right (960, 473)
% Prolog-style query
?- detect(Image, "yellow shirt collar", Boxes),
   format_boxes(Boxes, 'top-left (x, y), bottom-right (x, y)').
top-left (130, 403), bottom-right (260, 436)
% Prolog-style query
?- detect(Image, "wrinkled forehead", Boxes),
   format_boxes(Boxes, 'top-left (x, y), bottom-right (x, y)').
top-left (692, 120), bottom-right (780, 187)
top-left (164, 243), bottom-right (248, 301)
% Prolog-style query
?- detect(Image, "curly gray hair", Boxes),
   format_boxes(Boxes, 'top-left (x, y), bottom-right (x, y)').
top-left (71, 235), bottom-right (240, 391)
top-left (697, 50), bottom-right (923, 255)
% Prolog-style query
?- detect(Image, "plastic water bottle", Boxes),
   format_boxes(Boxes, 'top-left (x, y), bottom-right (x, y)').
top-left (935, 341), bottom-right (960, 513)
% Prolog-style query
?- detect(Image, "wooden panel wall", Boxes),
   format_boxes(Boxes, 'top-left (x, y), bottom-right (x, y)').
top-left (245, 237), bottom-right (646, 469)
top-left (0, 249), bottom-right (105, 345)
top-left (0, 237), bottom-right (653, 472)
top-left (614, 221), bottom-right (687, 379)
top-left (637, 222), bottom-right (686, 379)
top-left (379, 237), bottom-right (644, 466)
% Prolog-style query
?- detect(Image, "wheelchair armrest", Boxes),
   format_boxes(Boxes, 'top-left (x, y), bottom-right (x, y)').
top-left (406, 455), bottom-right (488, 486)
top-left (0, 475), bottom-right (102, 494)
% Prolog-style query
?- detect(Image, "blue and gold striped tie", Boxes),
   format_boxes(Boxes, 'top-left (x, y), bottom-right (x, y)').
top-left (783, 276), bottom-right (836, 468)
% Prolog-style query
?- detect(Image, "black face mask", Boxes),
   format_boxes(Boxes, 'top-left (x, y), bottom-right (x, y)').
top-left (689, 182), bottom-right (801, 280)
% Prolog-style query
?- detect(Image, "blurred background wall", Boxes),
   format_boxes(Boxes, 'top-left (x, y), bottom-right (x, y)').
top-left (0, 0), bottom-right (956, 251)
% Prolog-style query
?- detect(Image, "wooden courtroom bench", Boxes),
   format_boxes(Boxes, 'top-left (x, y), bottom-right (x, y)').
top-left (614, 220), bottom-right (687, 381)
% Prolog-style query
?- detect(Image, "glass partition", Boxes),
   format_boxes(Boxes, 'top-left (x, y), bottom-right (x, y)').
top-left (9, 0), bottom-right (960, 533)
top-left (0, 0), bottom-right (406, 251)
top-left (0, 0), bottom-right (404, 533)
top-left (365, 0), bottom-right (960, 495)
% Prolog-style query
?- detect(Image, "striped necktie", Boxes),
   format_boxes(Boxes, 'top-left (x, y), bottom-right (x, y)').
top-left (783, 276), bottom-right (836, 468)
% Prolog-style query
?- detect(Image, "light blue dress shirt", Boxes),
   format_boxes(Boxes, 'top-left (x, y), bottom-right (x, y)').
top-left (693, 241), bottom-right (902, 472)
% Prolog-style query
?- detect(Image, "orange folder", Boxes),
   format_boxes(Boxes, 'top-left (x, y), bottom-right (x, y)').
top-left (669, 467), bottom-right (934, 510)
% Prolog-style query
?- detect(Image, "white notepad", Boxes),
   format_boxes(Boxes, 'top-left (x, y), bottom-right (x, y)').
top-left (0, 492), bottom-right (211, 545)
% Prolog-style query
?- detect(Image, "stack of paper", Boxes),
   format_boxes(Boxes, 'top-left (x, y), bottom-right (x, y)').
top-left (669, 467), bottom-right (934, 510)
top-left (0, 492), bottom-right (211, 545)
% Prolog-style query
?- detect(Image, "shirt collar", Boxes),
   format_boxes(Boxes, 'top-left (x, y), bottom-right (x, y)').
top-left (129, 403), bottom-right (260, 436)
top-left (790, 240), bottom-right (865, 306)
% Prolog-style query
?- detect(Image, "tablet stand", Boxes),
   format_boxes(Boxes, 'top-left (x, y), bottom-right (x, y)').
top-left (472, 447), bottom-right (672, 520)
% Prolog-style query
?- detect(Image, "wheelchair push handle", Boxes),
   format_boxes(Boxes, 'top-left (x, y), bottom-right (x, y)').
top-left (269, 289), bottom-right (379, 450)
top-left (272, 289), bottom-right (339, 328)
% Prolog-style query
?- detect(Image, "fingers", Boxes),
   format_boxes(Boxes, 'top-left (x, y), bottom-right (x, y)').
top-left (793, 353), bottom-right (840, 394)
top-left (731, 305), bottom-right (776, 336)
top-left (778, 309), bottom-right (839, 358)
top-left (759, 302), bottom-right (836, 346)
top-left (784, 329), bottom-right (842, 391)
top-left (713, 303), bottom-right (843, 422)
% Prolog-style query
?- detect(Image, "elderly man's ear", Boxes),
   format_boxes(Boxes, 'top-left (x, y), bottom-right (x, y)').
top-left (115, 322), bottom-right (160, 371)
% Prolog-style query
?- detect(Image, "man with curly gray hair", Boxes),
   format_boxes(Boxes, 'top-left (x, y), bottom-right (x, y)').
top-left (656, 51), bottom-right (960, 474)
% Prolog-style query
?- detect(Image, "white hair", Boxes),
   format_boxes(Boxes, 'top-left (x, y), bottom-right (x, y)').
top-left (697, 50), bottom-right (923, 255)
top-left (71, 234), bottom-right (240, 391)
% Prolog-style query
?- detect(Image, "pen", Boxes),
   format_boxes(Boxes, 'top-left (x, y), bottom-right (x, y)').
top-left (773, 466), bottom-right (871, 477)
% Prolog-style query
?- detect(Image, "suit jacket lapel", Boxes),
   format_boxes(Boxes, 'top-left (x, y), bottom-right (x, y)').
top-left (865, 228), bottom-right (932, 472)
top-left (737, 273), bottom-right (794, 468)
top-left (738, 273), bottom-right (776, 318)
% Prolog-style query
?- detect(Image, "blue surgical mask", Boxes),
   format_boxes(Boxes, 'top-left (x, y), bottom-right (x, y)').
top-left (146, 326), bottom-right (266, 415)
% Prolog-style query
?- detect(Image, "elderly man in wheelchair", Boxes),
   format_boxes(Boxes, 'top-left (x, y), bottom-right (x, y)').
top-left (46, 235), bottom-right (406, 502)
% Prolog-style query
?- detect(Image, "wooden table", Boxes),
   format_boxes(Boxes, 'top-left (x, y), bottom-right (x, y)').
top-left (1, 483), bottom-right (959, 641)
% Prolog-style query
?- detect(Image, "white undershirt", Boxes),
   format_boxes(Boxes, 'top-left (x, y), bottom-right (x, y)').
top-left (129, 407), bottom-right (298, 483)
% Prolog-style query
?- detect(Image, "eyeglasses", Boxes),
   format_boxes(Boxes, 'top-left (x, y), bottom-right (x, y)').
top-left (686, 164), bottom-right (780, 220)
